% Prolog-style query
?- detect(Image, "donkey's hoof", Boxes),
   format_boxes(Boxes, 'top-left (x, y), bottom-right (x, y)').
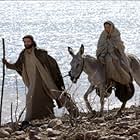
top-left (104, 114), bottom-right (114, 121)
top-left (114, 111), bottom-right (122, 118)
top-left (96, 112), bottom-right (103, 117)
top-left (91, 110), bottom-right (96, 115)
top-left (88, 110), bottom-right (97, 118)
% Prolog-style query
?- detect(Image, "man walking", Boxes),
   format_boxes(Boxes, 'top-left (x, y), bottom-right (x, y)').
top-left (3, 35), bottom-right (79, 121)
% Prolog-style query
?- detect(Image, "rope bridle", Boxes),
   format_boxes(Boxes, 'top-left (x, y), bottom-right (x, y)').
top-left (75, 56), bottom-right (85, 81)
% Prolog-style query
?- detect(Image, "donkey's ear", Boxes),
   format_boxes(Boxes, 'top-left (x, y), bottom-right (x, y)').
top-left (68, 47), bottom-right (74, 57)
top-left (79, 44), bottom-right (84, 55)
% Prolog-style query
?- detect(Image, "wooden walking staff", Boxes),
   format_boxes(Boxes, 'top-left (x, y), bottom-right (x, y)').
top-left (0, 38), bottom-right (6, 125)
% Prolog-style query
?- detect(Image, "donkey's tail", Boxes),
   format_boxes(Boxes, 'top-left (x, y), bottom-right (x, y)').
top-left (128, 54), bottom-right (140, 86)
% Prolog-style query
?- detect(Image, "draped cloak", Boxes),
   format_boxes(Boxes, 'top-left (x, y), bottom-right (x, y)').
top-left (6, 47), bottom-right (79, 121)
top-left (96, 21), bottom-right (132, 85)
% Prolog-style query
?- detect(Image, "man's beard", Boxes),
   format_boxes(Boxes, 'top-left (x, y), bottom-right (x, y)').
top-left (25, 44), bottom-right (33, 49)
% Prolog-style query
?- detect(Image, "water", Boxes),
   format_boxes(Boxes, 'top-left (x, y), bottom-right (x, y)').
top-left (0, 1), bottom-right (140, 123)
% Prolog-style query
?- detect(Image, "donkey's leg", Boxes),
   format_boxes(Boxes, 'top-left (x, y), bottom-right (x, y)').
top-left (116, 101), bottom-right (126, 116)
top-left (84, 85), bottom-right (95, 113)
top-left (99, 88), bottom-right (105, 117)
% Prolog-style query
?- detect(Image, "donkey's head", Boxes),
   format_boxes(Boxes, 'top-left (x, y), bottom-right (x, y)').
top-left (68, 44), bottom-right (84, 83)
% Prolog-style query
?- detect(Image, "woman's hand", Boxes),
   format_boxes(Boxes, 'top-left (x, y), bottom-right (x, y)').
top-left (98, 56), bottom-right (105, 64)
top-left (106, 34), bottom-right (111, 39)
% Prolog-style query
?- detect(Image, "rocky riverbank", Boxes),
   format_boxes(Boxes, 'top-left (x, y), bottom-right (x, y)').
top-left (0, 105), bottom-right (140, 140)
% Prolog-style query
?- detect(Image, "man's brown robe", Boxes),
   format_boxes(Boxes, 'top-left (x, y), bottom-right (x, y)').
top-left (6, 47), bottom-right (79, 121)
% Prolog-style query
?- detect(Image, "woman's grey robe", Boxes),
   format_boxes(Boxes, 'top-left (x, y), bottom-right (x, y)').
top-left (96, 21), bottom-right (131, 85)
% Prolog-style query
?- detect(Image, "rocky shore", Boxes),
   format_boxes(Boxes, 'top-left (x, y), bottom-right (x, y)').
top-left (0, 105), bottom-right (140, 140)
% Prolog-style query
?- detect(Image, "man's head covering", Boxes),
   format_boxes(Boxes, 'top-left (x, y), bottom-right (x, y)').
top-left (23, 35), bottom-right (34, 41)
top-left (22, 35), bottom-right (37, 47)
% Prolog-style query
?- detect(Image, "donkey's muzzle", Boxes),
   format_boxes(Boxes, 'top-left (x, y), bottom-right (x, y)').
top-left (68, 71), bottom-right (77, 83)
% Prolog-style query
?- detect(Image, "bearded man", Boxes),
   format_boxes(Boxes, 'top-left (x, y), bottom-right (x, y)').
top-left (3, 35), bottom-right (79, 121)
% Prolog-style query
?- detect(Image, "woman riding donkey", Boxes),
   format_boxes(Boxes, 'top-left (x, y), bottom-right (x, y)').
top-left (68, 21), bottom-right (137, 116)
top-left (96, 21), bottom-right (132, 87)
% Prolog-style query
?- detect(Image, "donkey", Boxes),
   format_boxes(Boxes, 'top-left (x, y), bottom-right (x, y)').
top-left (68, 44), bottom-right (140, 116)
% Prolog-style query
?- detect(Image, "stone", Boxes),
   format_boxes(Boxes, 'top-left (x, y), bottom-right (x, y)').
top-left (47, 128), bottom-right (61, 137)
top-left (74, 133), bottom-right (84, 140)
top-left (49, 137), bottom-right (59, 140)
top-left (14, 131), bottom-right (25, 136)
top-left (113, 126), bottom-right (120, 131)
top-left (99, 135), bottom-right (126, 140)
top-left (48, 119), bottom-right (63, 129)
top-left (136, 124), bottom-right (140, 129)
top-left (3, 138), bottom-right (9, 140)
top-left (33, 135), bottom-right (41, 140)
top-left (98, 136), bottom-right (109, 140)
top-left (115, 121), bottom-right (129, 129)
top-left (15, 136), bottom-right (26, 140)
top-left (41, 124), bottom-right (48, 129)
top-left (129, 127), bottom-right (139, 135)
top-left (0, 128), bottom-right (10, 138)
top-left (116, 118), bottom-right (122, 122)
top-left (84, 130), bottom-right (100, 139)
top-left (91, 135), bottom-right (101, 140)
top-left (132, 134), bottom-right (139, 140)
top-left (99, 123), bottom-right (107, 127)
top-left (29, 129), bottom-right (39, 139)
top-left (111, 135), bottom-right (126, 140)
top-left (92, 117), bottom-right (104, 123)
top-left (122, 115), bottom-right (131, 121)
top-left (128, 136), bottom-right (134, 140)
top-left (111, 129), bottom-right (126, 136)
top-left (4, 127), bottom-right (13, 134)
